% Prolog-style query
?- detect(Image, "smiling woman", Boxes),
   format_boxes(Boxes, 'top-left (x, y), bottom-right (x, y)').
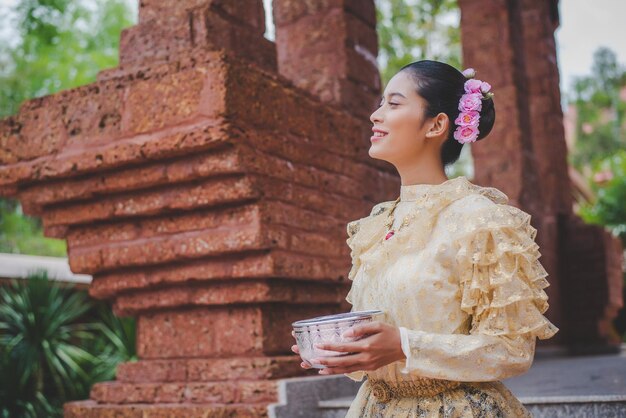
top-left (291, 60), bottom-right (558, 417)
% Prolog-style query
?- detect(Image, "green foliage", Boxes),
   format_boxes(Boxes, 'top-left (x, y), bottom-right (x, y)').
top-left (0, 271), bottom-right (136, 418)
top-left (567, 47), bottom-right (626, 170)
top-left (0, 0), bottom-right (135, 117)
top-left (375, 0), bottom-right (461, 86)
top-left (578, 150), bottom-right (626, 247)
top-left (0, 202), bottom-right (67, 256)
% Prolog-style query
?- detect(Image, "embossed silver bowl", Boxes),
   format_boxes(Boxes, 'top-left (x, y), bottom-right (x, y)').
top-left (292, 309), bottom-right (385, 369)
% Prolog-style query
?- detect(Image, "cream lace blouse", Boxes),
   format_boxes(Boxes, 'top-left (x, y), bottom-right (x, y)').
top-left (343, 175), bottom-right (559, 384)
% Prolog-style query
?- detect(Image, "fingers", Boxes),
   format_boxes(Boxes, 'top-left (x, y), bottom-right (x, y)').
top-left (313, 341), bottom-right (357, 353)
top-left (292, 330), bottom-right (354, 371)
top-left (347, 321), bottom-right (381, 340)
top-left (309, 352), bottom-right (360, 369)
top-left (290, 343), bottom-right (312, 369)
top-left (318, 367), bottom-right (349, 375)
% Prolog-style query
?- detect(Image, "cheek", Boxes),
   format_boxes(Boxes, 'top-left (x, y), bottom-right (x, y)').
top-left (386, 110), bottom-right (422, 146)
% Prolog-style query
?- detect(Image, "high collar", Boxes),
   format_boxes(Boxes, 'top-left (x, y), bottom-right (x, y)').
top-left (400, 177), bottom-right (459, 202)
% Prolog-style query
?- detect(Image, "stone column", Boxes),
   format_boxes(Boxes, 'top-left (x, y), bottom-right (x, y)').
top-left (0, 0), bottom-right (392, 416)
top-left (458, 0), bottom-right (623, 352)
top-left (273, 0), bottom-right (381, 120)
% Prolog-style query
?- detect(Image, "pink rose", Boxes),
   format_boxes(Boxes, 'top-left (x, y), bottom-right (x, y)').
top-left (593, 169), bottom-right (614, 183)
top-left (453, 124), bottom-right (479, 144)
top-left (458, 93), bottom-right (482, 112)
top-left (464, 79), bottom-right (482, 93)
top-left (480, 81), bottom-right (491, 93)
top-left (462, 68), bottom-right (476, 78)
top-left (455, 110), bottom-right (480, 126)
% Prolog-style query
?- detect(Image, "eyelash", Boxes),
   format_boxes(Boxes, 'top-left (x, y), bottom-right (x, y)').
top-left (379, 102), bottom-right (399, 107)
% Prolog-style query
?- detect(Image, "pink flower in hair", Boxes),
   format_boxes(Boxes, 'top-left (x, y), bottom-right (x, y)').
top-left (462, 68), bottom-right (476, 78)
top-left (455, 110), bottom-right (480, 126)
top-left (453, 124), bottom-right (480, 144)
top-left (458, 93), bottom-right (482, 112)
top-left (464, 79), bottom-right (482, 93)
top-left (454, 67), bottom-right (493, 144)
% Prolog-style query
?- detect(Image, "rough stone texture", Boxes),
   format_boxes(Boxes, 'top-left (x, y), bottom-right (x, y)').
top-left (458, 0), bottom-right (623, 351)
top-left (0, 1), bottom-right (388, 417)
top-left (273, 0), bottom-right (381, 119)
top-left (64, 401), bottom-right (269, 418)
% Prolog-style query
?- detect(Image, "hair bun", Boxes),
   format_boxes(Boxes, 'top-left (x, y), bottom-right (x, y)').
top-left (476, 96), bottom-right (495, 141)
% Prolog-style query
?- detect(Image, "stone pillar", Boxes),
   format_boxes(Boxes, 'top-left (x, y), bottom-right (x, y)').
top-left (458, 0), bottom-right (623, 352)
top-left (273, 0), bottom-right (381, 119)
top-left (0, 1), bottom-right (392, 416)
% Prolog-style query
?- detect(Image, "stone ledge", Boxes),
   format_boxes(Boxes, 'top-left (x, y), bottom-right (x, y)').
top-left (64, 400), bottom-right (269, 418)
top-left (116, 356), bottom-right (304, 383)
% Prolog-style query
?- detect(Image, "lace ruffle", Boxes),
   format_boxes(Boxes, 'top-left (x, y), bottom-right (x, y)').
top-left (345, 201), bottom-right (392, 282)
top-left (346, 219), bottom-right (363, 282)
top-left (345, 202), bottom-right (393, 306)
top-left (451, 204), bottom-right (559, 340)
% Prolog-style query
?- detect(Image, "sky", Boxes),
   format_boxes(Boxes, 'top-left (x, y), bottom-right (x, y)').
top-left (1, 0), bottom-right (625, 99)
top-left (555, 0), bottom-right (626, 97)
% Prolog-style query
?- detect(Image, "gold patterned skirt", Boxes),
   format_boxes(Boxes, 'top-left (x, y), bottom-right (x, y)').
top-left (344, 377), bottom-right (533, 418)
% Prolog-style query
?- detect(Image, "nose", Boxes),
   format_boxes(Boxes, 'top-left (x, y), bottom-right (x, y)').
top-left (370, 106), bottom-right (383, 125)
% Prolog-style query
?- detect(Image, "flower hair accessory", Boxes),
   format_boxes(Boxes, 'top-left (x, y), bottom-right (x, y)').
top-left (453, 68), bottom-right (495, 144)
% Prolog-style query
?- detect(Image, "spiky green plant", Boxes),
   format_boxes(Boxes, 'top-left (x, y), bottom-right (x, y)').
top-left (0, 271), bottom-right (136, 418)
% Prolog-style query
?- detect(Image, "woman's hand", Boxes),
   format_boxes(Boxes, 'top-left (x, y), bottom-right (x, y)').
top-left (303, 321), bottom-right (405, 375)
top-left (291, 330), bottom-right (314, 370)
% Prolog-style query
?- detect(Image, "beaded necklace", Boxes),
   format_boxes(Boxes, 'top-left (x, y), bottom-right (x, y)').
top-left (383, 197), bottom-right (403, 241)
top-left (383, 191), bottom-right (434, 241)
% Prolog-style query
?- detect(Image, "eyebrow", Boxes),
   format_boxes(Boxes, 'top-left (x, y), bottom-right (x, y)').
top-left (380, 92), bottom-right (407, 100)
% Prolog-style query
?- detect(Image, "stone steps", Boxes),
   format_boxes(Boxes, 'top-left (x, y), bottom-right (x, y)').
top-left (64, 400), bottom-right (269, 418)
top-left (90, 380), bottom-right (279, 405)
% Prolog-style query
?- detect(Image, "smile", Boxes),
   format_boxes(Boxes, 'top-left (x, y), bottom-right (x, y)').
top-left (370, 132), bottom-right (388, 141)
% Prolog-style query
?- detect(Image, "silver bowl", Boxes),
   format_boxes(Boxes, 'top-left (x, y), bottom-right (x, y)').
top-left (292, 309), bottom-right (385, 369)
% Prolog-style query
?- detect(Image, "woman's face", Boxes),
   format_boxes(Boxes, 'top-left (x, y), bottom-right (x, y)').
top-left (369, 71), bottom-right (447, 166)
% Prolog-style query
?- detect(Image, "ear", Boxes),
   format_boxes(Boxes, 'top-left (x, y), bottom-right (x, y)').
top-left (425, 112), bottom-right (449, 139)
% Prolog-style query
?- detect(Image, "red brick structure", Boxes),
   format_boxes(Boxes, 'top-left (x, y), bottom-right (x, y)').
top-left (458, 0), bottom-right (623, 353)
top-left (0, 1), bottom-right (393, 416)
top-left (0, 0), bottom-right (623, 416)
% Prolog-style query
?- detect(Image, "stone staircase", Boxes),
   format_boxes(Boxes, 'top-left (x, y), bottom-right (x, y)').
top-left (269, 346), bottom-right (626, 417)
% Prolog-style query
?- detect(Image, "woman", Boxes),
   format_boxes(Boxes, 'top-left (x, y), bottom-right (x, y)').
top-left (291, 60), bottom-right (559, 417)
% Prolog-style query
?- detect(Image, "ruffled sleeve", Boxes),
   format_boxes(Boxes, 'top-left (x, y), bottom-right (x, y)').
top-left (397, 195), bottom-right (559, 381)
top-left (345, 201), bottom-right (391, 282)
top-left (451, 197), bottom-right (559, 340)
top-left (346, 218), bottom-right (362, 282)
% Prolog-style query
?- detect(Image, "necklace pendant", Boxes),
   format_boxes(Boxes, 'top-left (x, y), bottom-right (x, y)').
top-left (385, 230), bottom-right (395, 240)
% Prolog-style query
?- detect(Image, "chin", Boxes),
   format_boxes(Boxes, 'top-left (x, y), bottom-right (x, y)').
top-left (368, 145), bottom-right (393, 163)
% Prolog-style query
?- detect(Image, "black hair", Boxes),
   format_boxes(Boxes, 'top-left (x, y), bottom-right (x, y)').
top-left (398, 60), bottom-right (496, 167)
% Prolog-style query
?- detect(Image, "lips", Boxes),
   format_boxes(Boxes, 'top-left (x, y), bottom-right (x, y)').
top-left (371, 128), bottom-right (388, 141)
